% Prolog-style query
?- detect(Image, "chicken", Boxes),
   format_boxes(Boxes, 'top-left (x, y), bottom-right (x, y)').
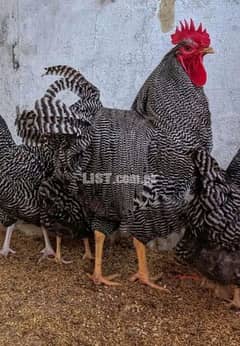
top-left (0, 113), bottom-right (57, 257)
top-left (17, 19), bottom-right (214, 289)
top-left (196, 248), bottom-right (240, 309)
top-left (175, 149), bottom-right (240, 308)
top-left (0, 75), bottom-right (89, 260)
top-left (127, 19), bottom-right (213, 283)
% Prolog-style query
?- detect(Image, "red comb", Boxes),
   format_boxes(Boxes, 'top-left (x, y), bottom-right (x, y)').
top-left (171, 19), bottom-right (210, 48)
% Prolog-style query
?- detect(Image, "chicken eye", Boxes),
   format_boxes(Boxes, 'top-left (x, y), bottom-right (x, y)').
top-left (184, 46), bottom-right (193, 52)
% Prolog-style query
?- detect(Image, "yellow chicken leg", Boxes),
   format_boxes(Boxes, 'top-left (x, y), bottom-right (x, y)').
top-left (130, 237), bottom-right (169, 292)
top-left (82, 238), bottom-right (94, 260)
top-left (228, 287), bottom-right (240, 309)
top-left (88, 230), bottom-right (119, 286)
top-left (214, 284), bottom-right (232, 301)
top-left (54, 236), bottom-right (72, 264)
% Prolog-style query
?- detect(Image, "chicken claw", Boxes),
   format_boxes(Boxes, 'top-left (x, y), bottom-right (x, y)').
top-left (131, 237), bottom-right (169, 292)
top-left (129, 271), bottom-right (170, 292)
top-left (87, 273), bottom-right (120, 286)
top-left (54, 256), bottom-right (72, 265)
top-left (227, 287), bottom-right (240, 310)
top-left (0, 246), bottom-right (16, 257)
top-left (38, 246), bottom-right (56, 263)
top-left (0, 224), bottom-right (16, 257)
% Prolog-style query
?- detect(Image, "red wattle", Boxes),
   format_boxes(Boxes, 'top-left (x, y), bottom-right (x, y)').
top-left (178, 55), bottom-right (207, 87)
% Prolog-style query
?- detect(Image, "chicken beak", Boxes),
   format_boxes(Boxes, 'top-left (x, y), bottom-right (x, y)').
top-left (202, 47), bottom-right (215, 54)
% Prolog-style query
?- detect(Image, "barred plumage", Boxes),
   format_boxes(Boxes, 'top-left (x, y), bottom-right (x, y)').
top-left (0, 66), bottom-right (97, 257)
top-left (16, 66), bottom-right (102, 181)
top-left (226, 147), bottom-right (240, 187)
top-left (132, 45), bottom-right (212, 155)
top-left (39, 177), bottom-right (91, 238)
top-left (0, 114), bottom-right (56, 256)
top-left (42, 65), bottom-right (102, 123)
top-left (175, 149), bottom-right (240, 262)
top-left (129, 43), bottom-right (212, 244)
top-left (16, 96), bottom-right (81, 146)
top-left (16, 64), bottom-right (102, 145)
top-left (174, 149), bottom-right (240, 308)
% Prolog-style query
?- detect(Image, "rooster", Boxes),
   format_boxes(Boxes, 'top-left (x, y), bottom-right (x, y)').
top-left (17, 19), bottom-right (214, 289)
top-left (175, 149), bottom-right (240, 308)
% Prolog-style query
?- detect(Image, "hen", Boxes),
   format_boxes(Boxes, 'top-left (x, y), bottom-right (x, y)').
top-left (175, 148), bottom-right (240, 308)
top-left (0, 113), bottom-right (57, 257)
top-left (17, 20), bottom-right (214, 289)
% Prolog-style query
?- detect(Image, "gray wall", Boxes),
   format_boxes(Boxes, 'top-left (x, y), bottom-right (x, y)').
top-left (0, 0), bottom-right (240, 167)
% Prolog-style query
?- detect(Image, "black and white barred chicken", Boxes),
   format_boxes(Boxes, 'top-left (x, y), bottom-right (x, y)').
top-left (17, 19), bottom-right (214, 289)
top-left (0, 75), bottom-right (95, 261)
top-left (175, 148), bottom-right (240, 308)
top-left (0, 113), bottom-right (56, 258)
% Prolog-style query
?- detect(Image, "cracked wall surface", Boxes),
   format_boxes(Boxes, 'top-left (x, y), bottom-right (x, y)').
top-left (0, 0), bottom-right (240, 167)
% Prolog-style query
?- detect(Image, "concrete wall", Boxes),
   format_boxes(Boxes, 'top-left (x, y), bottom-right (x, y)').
top-left (0, 0), bottom-right (239, 167)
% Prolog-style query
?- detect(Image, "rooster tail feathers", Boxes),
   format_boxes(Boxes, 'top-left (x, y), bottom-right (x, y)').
top-left (44, 78), bottom-right (72, 99)
top-left (42, 65), bottom-right (87, 83)
top-left (40, 65), bottom-right (102, 137)
top-left (16, 65), bottom-right (102, 145)
top-left (42, 65), bottom-right (101, 99)
top-left (43, 65), bottom-right (102, 121)
top-left (15, 96), bottom-right (82, 146)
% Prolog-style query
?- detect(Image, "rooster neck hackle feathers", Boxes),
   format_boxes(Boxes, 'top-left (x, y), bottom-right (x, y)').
top-left (131, 43), bottom-right (212, 152)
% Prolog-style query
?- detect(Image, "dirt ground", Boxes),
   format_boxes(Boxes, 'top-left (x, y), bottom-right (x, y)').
top-left (0, 230), bottom-right (239, 346)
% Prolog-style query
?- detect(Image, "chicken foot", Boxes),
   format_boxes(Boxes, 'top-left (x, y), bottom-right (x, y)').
top-left (0, 224), bottom-right (16, 257)
top-left (130, 237), bottom-right (169, 292)
top-left (88, 230), bottom-right (119, 286)
top-left (39, 226), bottom-right (56, 262)
top-left (228, 287), bottom-right (240, 310)
top-left (82, 238), bottom-right (94, 260)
